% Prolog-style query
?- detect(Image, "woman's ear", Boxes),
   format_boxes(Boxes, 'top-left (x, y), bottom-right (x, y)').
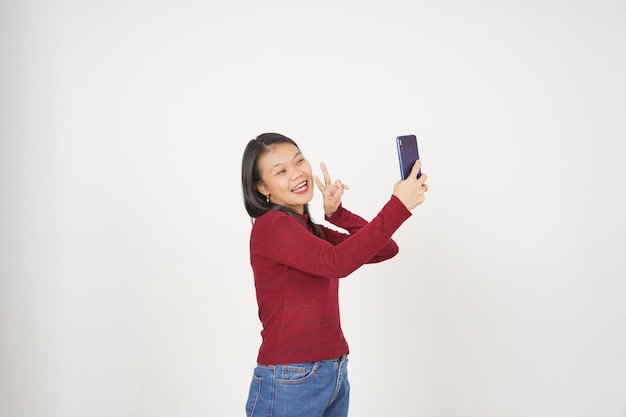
top-left (255, 181), bottom-right (268, 196)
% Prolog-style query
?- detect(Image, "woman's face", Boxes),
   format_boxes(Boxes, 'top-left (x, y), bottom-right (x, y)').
top-left (255, 142), bottom-right (314, 214)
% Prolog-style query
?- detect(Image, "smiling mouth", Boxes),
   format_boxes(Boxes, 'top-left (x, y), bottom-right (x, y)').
top-left (291, 180), bottom-right (308, 193)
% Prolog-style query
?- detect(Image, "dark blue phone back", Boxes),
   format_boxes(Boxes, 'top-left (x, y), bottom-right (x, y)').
top-left (396, 134), bottom-right (421, 180)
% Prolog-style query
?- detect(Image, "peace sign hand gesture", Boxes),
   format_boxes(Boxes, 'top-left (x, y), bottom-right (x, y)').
top-left (313, 162), bottom-right (350, 218)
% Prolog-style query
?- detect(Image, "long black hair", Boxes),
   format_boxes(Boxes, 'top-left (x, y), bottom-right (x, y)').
top-left (241, 132), bottom-right (323, 238)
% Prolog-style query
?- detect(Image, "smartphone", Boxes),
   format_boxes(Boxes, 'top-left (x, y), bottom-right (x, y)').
top-left (396, 134), bottom-right (421, 180)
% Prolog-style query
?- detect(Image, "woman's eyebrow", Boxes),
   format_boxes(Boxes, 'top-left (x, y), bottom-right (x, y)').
top-left (269, 151), bottom-right (302, 171)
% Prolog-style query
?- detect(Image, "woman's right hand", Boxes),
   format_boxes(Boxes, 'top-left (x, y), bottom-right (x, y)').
top-left (393, 160), bottom-right (429, 210)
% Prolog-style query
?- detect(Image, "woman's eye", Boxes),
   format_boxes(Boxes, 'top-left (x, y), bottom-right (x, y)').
top-left (296, 158), bottom-right (304, 165)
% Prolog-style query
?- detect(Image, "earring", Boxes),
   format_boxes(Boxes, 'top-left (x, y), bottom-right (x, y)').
top-left (266, 194), bottom-right (270, 203)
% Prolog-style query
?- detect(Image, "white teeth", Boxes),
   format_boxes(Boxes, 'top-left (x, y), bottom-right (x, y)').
top-left (292, 181), bottom-right (307, 192)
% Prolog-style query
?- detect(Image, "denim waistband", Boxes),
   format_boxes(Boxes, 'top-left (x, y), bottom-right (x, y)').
top-left (257, 353), bottom-right (347, 369)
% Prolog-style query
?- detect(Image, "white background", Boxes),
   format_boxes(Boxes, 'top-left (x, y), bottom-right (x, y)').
top-left (1, 1), bottom-right (625, 416)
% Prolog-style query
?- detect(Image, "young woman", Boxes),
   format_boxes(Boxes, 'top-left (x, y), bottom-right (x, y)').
top-left (241, 132), bottom-right (428, 417)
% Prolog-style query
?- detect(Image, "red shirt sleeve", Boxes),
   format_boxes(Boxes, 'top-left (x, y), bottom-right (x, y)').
top-left (251, 195), bottom-right (411, 278)
top-left (323, 201), bottom-right (401, 263)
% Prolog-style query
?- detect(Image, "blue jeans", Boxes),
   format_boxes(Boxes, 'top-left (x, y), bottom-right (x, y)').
top-left (245, 354), bottom-right (350, 417)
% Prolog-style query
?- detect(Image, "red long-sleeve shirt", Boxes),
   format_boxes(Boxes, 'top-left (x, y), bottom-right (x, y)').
top-left (250, 195), bottom-right (412, 365)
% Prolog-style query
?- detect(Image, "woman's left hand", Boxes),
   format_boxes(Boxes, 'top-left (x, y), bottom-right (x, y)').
top-left (314, 162), bottom-right (349, 218)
